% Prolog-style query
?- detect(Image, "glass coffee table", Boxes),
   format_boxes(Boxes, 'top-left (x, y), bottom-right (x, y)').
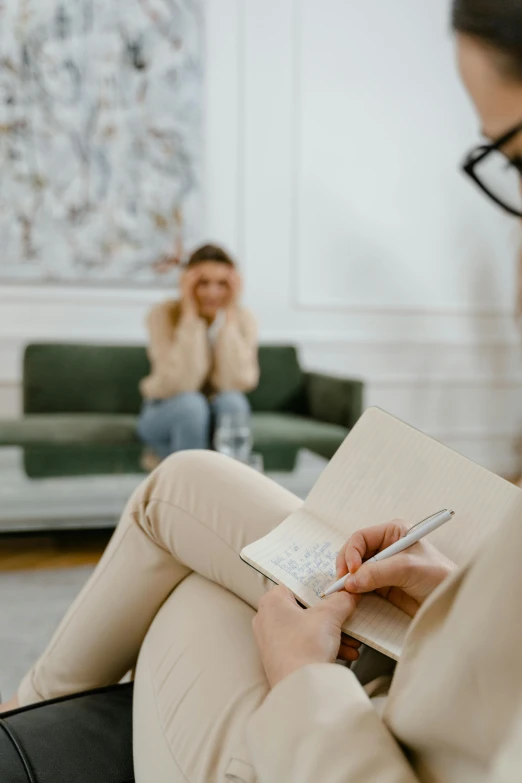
top-left (0, 444), bottom-right (328, 534)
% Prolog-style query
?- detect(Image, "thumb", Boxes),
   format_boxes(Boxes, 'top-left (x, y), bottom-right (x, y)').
top-left (344, 556), bottom-right (410, 594)
top-left (319, 591), bottom-right (359, 626)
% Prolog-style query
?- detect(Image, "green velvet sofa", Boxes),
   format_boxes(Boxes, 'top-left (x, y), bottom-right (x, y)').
top-left (0, 343), bottom-right (363, 476)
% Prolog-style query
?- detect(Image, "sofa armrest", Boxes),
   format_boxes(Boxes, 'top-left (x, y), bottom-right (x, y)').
top-left (304, 373), bottom-right (364, 430)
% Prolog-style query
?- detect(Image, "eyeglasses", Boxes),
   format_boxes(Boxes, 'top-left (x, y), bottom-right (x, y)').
top-left (462, 120), bottom-right (522, 218)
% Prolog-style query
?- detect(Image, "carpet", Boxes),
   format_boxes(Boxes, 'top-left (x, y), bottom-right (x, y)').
top-left (0, 566), bottom-right (94, 701)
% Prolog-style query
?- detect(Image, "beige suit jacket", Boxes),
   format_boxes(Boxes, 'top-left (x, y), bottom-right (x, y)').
top-left (140, 299), bottom-right (259, 399)
top-left (247, 495), bottom-right (522, 782)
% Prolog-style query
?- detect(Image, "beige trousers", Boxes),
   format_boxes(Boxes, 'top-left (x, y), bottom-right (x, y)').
top-left (18, 451), bottom-right (302, 782)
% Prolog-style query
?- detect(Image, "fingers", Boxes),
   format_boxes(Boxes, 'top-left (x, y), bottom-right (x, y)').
top-left (337, 643), bottom-right (360, 663)
top-left (258, 584), bottom-right (297, 609)
top-left (343, 553), bottom-right (414, 595)
top-left (340, 520), bottom-right (407, 577)
top-left (375, 585), bottom-right (420, 618)
top-left (338, 632), bottom-right (361, 662)
top-left (230, 268), bottom-right (242, 285)
top-left (181, 268), bottom-right (197, 297)
top-left (335, 545), bottom-right (350, 578)
top-left (186, 268), bottom-right (201, 284)
top-left (340, 634), bottom-right (361, 648)
top-left (226, 268), bottom-right (242, 302)
top-left (188, 268), bottom-right (201, 287)
top-left (318, 591), bottom-right (359, 625)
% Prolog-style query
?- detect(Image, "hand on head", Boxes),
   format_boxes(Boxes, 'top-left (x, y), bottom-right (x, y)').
top-left (224, 268), bottom-right (242, 310)
top-left (180, 267), bottom-right (201, 315)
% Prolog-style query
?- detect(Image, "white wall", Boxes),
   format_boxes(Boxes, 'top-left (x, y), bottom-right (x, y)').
top-left (1, 0), bottom-right (521, 474)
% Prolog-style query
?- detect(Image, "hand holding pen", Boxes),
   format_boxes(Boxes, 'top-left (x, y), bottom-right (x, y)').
top-left (322, 511), bottom-right (457, 618)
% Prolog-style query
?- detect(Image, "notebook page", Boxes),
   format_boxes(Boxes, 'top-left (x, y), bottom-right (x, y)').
top-left (302, 407), bottom-right (520, 567)
top-left (241, 510), bottom-right (345, 606)
top-left (241, 507), bottom-right (410, 659)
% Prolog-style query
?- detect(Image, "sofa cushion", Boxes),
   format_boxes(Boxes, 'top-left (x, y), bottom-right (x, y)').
top-left (0, 412), bottom-right (347, 454)
top-left (22, 443), bottom-right (145, 479)
top-left (0, 414), bottom-right (138, 444)
top-left (251, 413), bottom-right (347, 459)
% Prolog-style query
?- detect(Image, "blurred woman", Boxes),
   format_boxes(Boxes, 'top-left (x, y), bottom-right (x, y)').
top-left (137, 244), bottom-right (259, 455)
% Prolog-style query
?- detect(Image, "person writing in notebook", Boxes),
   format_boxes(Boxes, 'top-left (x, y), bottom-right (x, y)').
top-left (137, 243), bottom-right (258, 457)
top-left (3, 1), bottom-right (522, 781)
top-left (252, 519), bottom-right (457, 688)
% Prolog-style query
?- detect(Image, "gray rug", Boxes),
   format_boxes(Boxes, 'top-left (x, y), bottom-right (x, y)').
top-left (0, 566), bottom-right (94, 701)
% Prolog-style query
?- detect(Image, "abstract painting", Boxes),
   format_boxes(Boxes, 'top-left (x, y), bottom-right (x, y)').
top-left (0, 0), bottom-right (203, 285)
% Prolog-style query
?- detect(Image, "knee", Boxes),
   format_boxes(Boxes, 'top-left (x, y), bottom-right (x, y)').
top-left (213, 391), bottom-right (251, 416)
top-left (167, 392), bottom-right (210, 425)
top-left (157, 449), bottom-right (231, 483)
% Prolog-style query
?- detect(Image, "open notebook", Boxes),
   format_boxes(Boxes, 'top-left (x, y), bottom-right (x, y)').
top-left (241, 408), bottom-right (521, 660)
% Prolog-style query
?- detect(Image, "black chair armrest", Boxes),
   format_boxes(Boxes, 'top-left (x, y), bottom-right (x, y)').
top-left (0, 683), bottom-right (134, 783)
top-left (304, 373), bottom-right (364, 430)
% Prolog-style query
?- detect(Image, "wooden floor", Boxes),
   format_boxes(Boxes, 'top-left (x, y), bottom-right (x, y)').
top-left (0, 530), bottom-right (112, 571)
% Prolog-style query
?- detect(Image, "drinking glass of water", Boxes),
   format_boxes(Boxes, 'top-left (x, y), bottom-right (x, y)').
top-left (214, 411), bottom-right (253, 462)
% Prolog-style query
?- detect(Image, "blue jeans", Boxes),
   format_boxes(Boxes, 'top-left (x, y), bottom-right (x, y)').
top-left (137, 391), bottom-right (251, 456)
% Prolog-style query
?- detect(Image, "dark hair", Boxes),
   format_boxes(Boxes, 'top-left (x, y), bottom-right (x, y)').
top-left (452, 0), bottom-right (522, 80)
top-left (186, 243), bottom-right (235, 268)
